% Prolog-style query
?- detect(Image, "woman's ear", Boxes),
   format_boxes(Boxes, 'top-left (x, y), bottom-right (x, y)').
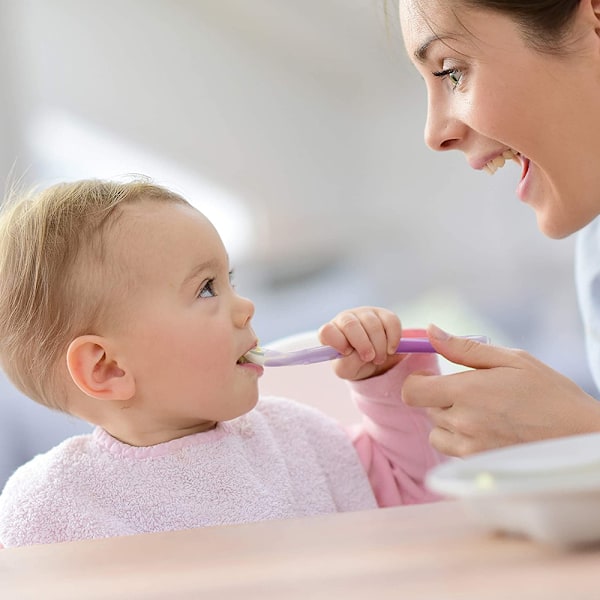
top-left (589, 0), bottom-right (600, 28)
top-left (66, 335), bottom-right (135, 401)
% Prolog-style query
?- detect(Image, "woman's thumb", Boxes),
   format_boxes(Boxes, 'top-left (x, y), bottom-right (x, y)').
top-left (427, 323), bottom-right (497, 369)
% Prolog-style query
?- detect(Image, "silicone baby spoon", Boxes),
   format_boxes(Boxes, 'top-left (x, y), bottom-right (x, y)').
top-left (243, 335), bottom-right (490, 367)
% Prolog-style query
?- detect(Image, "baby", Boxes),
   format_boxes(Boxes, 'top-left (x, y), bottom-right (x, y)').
top-left (0, 177), bottom-right (442, 547)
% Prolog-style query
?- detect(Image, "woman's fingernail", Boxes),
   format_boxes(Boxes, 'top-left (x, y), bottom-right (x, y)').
top-left (428, 323), bottom-right (451, 341)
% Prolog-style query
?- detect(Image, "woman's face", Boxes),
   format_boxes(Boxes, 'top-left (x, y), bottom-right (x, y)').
top-left (399, 0), bottom-right (600, 238)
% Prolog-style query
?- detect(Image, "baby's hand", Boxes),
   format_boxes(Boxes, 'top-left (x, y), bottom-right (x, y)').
top-left (318, 306), bottom-right (404, 381)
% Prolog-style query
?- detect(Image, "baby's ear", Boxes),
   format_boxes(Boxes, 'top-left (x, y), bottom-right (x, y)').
top-left (66, 335), bottom-right (135, 401)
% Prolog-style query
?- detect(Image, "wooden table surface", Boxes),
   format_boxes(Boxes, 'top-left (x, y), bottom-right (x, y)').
top-left (2, 500), bottom-right (599, 600)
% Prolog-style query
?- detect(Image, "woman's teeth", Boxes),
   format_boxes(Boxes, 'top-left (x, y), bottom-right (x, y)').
top-left (483, 149), bottom-right (520, 175)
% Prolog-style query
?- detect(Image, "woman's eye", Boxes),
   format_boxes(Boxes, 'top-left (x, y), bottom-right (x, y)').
top-left (198, 278), bottom-right (217, 298)
top-left (448, 70), bottom-right (462, 87)
top-left (432, 68), bottom-right (462, 90)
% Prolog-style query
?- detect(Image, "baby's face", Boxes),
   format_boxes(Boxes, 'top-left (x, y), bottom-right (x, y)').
top-left (103, 199), bottom-right (262, 442)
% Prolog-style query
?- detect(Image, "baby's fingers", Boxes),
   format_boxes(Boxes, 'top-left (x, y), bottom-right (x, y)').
top-left (320, 316), bottom-right (375, 361)
top-left (338, 310), bottom-right (380, 362)
top-left (318, 321), bottom-right (355, 357)
top-left (324, 307), bottom-right (400, 364)
top-left (372, 308), bottom-right (403, 355)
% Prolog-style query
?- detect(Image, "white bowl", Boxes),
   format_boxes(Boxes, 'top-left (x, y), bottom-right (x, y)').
top-left (426, 432), bottom-right (600, 547)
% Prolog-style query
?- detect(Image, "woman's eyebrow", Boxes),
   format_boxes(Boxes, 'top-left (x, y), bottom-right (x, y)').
top-left (415, 35), bottom-right (454, 63)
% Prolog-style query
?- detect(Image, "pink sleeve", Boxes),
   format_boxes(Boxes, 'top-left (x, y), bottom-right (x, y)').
top-left (347, 354), bottom-right (446, 507)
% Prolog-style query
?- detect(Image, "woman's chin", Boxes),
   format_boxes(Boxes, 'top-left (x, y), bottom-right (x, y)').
top-left (536, 211), bottom-right (581, 240)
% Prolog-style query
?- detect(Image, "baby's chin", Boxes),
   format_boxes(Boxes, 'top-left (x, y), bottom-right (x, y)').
top-left (218, 392), bottom-right (261, 423)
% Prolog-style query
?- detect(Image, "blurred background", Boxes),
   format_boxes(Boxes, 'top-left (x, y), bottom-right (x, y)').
top-left (0, 0), bottom-right (592, 488)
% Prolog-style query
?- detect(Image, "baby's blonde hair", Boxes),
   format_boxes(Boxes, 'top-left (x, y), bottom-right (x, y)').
top-left (0, 176), bottom-right (188, 410)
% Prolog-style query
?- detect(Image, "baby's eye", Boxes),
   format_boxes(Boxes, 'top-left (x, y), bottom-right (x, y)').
top-left (229, 269), bottom-right (235, 288)
top-left (198, 278), bottom-right (217, 298)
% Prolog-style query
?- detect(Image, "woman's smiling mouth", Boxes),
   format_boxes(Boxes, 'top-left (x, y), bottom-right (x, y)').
top-left (483, 149), bottom-right (521, 175)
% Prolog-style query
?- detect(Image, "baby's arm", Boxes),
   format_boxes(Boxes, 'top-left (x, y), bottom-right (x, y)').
top-left (319, 307), bottom-right (445, 507)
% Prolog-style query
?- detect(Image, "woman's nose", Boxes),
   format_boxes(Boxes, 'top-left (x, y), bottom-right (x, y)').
top-left (234, 294), bottom-right (255, 328)
top-left (424, 96), bottom-right (465, 152)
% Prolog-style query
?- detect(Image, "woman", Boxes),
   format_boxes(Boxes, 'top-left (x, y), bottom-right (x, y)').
top-left (396, 0), bottom-right (600, 456)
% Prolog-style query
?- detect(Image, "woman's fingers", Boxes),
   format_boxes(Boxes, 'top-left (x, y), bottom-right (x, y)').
top-left (426, 323), bottom-right (520, 370)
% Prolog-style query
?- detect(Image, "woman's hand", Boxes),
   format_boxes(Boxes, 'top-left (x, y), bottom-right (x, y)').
top-left (318, 306), bottom-right (406, 381)
top-left (402, 324), bottom-right (600, 456)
